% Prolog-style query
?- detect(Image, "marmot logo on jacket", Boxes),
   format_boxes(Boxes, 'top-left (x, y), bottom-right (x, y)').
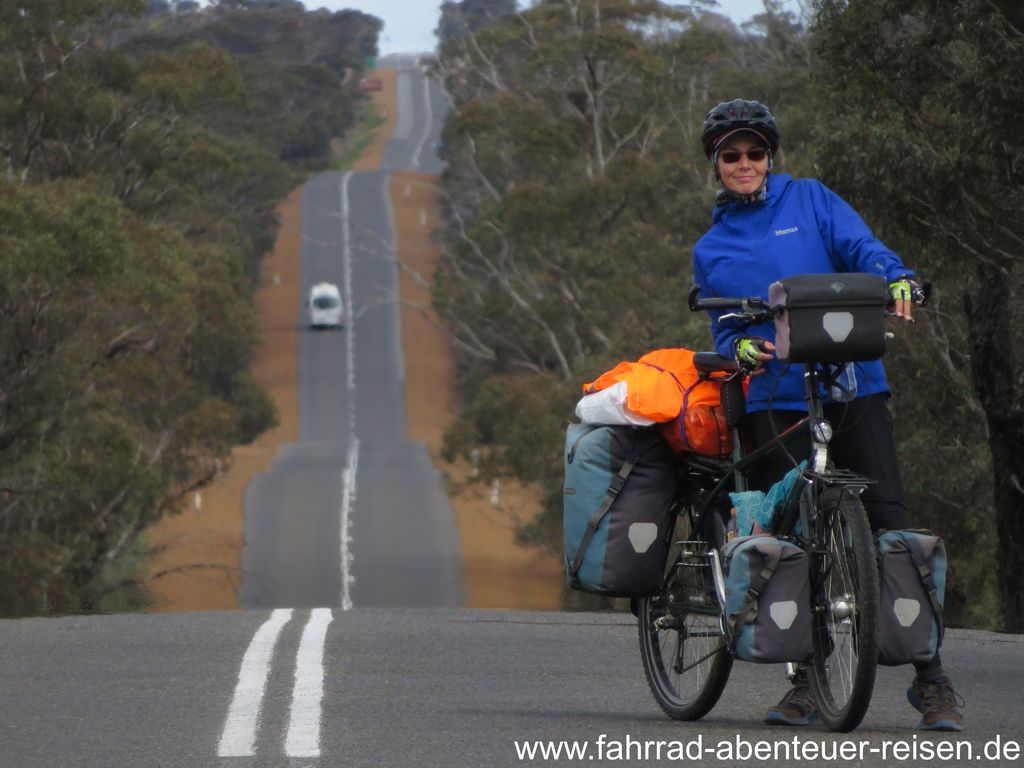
top-left (774, 226), bottom-right (800, 236)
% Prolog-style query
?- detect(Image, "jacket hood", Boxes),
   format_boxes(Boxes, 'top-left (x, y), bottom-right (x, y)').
top-left (712, 173), bottom-right (794, 225)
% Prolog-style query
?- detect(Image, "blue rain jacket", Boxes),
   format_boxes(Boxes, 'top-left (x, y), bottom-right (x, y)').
top-left (693, 173), bottom-right (913, 412)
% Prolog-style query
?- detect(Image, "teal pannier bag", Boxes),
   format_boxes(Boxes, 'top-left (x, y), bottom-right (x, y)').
top-left (876, 530), bottom-right (947, 666)
top-left (723, 535), bottom-right (813, 663)
top-left (562, 424), bottom-right (676, 597)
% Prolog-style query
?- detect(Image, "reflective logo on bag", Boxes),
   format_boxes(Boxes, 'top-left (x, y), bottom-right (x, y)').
top-left (822, 311), bottom-right (854, 342)
top-left (769, 600), bottom-right (799, 630)
top-left (894, 598), bottom-right (922, 627)
top-left (628, 523), bottom-right (658, 554)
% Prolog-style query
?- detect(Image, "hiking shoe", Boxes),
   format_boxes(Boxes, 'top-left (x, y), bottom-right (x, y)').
top-left (907, 676), bottom-right (965, 732)
top-left (764, 680), bottom-right (820, 726)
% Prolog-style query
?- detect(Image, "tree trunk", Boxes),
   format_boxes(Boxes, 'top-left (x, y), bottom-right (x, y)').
top-left (963, 259), bottom-right (1024, 632)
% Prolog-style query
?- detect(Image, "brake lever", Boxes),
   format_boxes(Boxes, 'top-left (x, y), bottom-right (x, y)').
top-left (718, 312), bottom-right (748, 322)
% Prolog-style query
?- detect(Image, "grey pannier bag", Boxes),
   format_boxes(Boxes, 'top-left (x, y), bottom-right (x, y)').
top-left (562, 424), bottom-right (676, 597)
top-left (723, 535), bottom-right (813, 663)
top-left (876, 529), bottom-right (947, 665)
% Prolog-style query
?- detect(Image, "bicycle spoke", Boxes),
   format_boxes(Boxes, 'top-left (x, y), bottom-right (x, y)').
top-left (639, 528), bottom-right (733, 721)
top-left (808, 490), bottom-right (879, 732)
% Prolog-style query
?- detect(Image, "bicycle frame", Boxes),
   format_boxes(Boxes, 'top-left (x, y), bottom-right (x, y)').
top-left (641, 283), bottom-right (896, 729)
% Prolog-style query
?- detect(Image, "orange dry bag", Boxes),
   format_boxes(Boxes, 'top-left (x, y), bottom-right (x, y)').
top-left (583, 348), bottom-right (739, 458)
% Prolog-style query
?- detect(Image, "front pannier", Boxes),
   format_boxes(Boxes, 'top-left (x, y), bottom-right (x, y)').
top-left (562, 424), bottom-right (676, 597)
top-left (723, 536), bottom-right (813, 663)
top-left (876, 530), bottom-right (947, 665)
top-left (769, 273), bottom-right (888, 363)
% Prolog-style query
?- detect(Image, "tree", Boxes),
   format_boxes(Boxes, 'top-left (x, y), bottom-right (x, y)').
top-left (811, 0), bottom-right (1023, 630)
top-left (437, 0), bottom-right (517, 47)
top-left (433, 0), bottom-right (818, 591)
top-left (0, 0), bottom-right (380, 613)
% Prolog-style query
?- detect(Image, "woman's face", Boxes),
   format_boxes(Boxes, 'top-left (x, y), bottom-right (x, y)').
top-left (716, 135), bottom-right (770, 195)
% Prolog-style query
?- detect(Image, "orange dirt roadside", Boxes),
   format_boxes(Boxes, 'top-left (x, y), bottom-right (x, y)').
top-left (145, 186), bottom-right (302, 610)
top-left (144, 68), bottom-right (562, 611)
top-left (390, 171), bottom-right (563, 609)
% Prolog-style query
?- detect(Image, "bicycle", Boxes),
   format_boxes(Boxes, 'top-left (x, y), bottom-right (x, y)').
top-left (637, 279), bottom-right (903, 733)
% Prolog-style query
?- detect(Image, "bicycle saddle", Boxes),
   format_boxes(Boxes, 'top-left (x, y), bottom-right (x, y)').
top-left (693, 352), bottom-right (738, 374)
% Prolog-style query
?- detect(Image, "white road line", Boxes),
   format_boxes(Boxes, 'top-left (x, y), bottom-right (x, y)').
top-left (411, 69), bottom-right (433, 169)
top-left (341, 171), bottom-right (356, 397)
top-left (340, 437), bottom-right (359, 611)
top-left (284, 608), bottom-right (335, 758)
top-left (382, 176), bottom-right (405, 385)
top-left (217, 609), bottom-right (294, 757)
top-left (340, 171), bottom-right (358, 610)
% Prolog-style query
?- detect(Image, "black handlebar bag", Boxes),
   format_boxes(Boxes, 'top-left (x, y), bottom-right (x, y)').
top-left (769, 273), bottom-right (888, 363)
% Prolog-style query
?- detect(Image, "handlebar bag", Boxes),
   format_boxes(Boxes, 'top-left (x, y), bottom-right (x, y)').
top-left (723, 536), bottom-right (813, 663)
top-left (769, 273), bottom-right (888, 363)
top-left (876, 529), bottom-right (947, 665)
top-left (562, 424), bottom-right (675, 597)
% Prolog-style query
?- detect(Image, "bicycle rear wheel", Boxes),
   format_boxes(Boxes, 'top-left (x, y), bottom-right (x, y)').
top-left (638, 509), bottom-right (732, 720)
top-left (807, 487), bottom-right (879, 732)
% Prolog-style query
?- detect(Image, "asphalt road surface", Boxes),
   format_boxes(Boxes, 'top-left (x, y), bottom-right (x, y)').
top-left (239, 56), bottom-right (462, 610)
top-left (1, 611), bottom-right (1022, 767)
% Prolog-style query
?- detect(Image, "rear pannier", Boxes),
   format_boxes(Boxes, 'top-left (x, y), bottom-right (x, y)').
top-left (562, 424), bottom-right (676, 597)
top-left (876, 530), bottom-right (947, 666)
top-left (723, 536), bottom-right (813, 663)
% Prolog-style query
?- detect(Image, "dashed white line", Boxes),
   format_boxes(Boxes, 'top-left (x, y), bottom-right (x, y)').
top-left (340, 171), bottom-right (358, 610)
top-left (284, 608), bottom-right (335, 758)
top-left (341, 171), bottom-right (356, 397)
top-left (217, 609), bottom-right (294, 757)
top-left (411, 70), bottom-right (432, 169)
top-left (340, 437), bottom-right (359, 611)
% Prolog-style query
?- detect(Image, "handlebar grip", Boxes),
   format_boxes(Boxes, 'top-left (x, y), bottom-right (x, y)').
top-left (688, 286), bottom-right (767, 313)
top-left (689, 285), bottom-right (741, 311)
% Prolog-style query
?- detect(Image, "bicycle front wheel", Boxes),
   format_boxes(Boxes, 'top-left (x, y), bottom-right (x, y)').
top-left (807, 487), bottom-right (879, 732)
top-left (638, 511), bottom-right (732, 720)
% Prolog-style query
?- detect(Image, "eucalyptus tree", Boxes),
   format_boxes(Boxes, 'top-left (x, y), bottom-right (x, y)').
top-left (812, 0), bottom-right (1024, 630)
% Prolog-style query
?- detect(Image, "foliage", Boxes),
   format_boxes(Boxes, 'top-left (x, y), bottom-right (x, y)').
top-left (435, 0), bottom-right (1016, 627)
top-left (437, 0), bottom-right (517, 47)
top-left (810, 0), bottom-right (1024, 630)
top-left (0, 0), bottom-right (378, 614)
top-left (433, 0), bottom-right (816, 602)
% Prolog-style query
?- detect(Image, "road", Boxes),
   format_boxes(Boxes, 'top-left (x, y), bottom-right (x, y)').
top-left (1, 611), bottom-right (1022, 767)
top-left (239, 55), bottom-right (460, 610)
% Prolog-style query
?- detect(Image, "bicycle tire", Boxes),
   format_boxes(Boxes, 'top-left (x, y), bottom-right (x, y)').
top-left (638, 507), bottom-right (732, 720)
top-left (806, 487), bottom-right (879, 732)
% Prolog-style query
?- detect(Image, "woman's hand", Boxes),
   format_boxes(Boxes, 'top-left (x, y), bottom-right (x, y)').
top-left (735, 337), bottom-right (776, 374)
top-left (889, 279), bottom-right (917, 321)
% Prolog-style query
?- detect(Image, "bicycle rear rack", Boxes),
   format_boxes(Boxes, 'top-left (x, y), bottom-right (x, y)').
top-left (671, 540), bottom-right (729, 636)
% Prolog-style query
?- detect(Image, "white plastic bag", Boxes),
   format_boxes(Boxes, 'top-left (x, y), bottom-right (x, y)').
top-left (574, 381), bottom-right (655, 426)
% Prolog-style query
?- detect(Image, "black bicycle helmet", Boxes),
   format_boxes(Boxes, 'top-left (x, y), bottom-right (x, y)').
top-left (701, 99), bottom-right (780, 158)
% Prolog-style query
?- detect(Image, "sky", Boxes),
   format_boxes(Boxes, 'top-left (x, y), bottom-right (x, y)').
top-left (300, 1), bottom-right (804, 56)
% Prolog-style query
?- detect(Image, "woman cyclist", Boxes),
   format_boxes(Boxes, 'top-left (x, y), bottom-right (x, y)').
top-left (691, 98), bottom-right (964, 732)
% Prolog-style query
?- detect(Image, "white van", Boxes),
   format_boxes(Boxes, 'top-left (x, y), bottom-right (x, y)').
top-left (309, 282), bottom-right (343, 329)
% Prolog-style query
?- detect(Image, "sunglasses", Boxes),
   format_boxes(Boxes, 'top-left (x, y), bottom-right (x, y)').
top-left (718, 148), bottom-right (769, 164)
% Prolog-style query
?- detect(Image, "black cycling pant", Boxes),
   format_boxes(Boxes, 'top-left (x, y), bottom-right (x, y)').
top-left (745, 394), bottom-right (944, 680)
top-left (744, 393), bottom-right (911, 531)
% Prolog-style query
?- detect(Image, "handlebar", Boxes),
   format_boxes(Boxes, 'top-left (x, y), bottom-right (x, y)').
top-left (687, 286), bottom-right (772, 323)
top-left (688, 280), bottom-right (933, 318)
